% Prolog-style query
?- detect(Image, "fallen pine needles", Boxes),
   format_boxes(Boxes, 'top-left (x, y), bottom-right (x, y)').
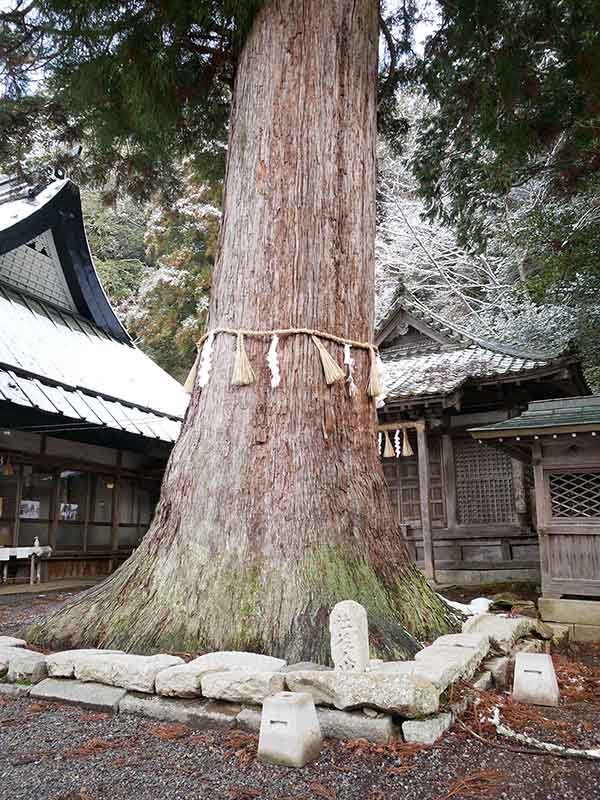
top-left (436, 769), bottom-right (507, 800)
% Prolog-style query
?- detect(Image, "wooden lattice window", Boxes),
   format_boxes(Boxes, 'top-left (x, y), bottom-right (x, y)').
top-left (382, 437), bottom-right (445, 527)
top-left (455, 438), bottom-right (515, 525)
top-left (549, 471), bottom-right (600, 519)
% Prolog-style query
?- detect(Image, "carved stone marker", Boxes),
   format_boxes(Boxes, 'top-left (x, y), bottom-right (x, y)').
top-left (258, 691), bottom-right (322, 767)
top-left (329, 600), bottom-right (370, 672)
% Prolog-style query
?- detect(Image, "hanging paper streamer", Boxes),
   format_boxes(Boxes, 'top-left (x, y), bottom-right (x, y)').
top-left (382, 431), bottom-right (395, 458)
top-left (197, 332), bottom-right (215, 388)
top-left (367, 347), bottom-right (382, 397)
top-left (402, 429), bottom-right (414, 457)
top-left (378, 432), bottom-right (383, 454)
top-left (267, 335), bottom-right (281, 388)
top-left (311, 336), bottom-right (345, 385)
top-left (394, 429), bottom-right (401, 458)
top-left (183, 347), bottom-right (200, 394)
top-left (232, 332), bottom-right (256, 386)
top-left (343, 344), bottom-right (358, 397)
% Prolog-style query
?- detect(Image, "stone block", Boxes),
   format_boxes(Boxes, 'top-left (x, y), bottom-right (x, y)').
top-left (187, 651), bottom-right (286, 673)
top-left (512, 652), bottom-right (559, 707)
top-left (6, 648), bottom-right (47, 684)
top-left (532, 620), bottom-right (554, 640)
top-left (0, 636), bottom-right (26, 648)
top-left (471, 671), bottom-right (492, 691)
top-left (317, 707), bottom-right (396, 744)
top-left (462, 613), bottom-right (534, 653)
top-left (538, 598), bottom-right (600, 627)
top-left (571, 624), bottom-right (600, 642)
top-left (75, 653), bottom-right (184, 693)
top-left (416, 644), bottom-right (484, 684)
top-left (258, 692), bottom-right (323, 767)
top-left (47, 649), bottom-right (123, 679)
top-left (431, 633), bottom-right (490, 661)
top-left (329, 600), bottom-right (370, 672)
top-left (543, 623), bottom-right (571, 645)
top-left (155, 662), bottom-right (216, 698)
top-left (201, 670), bottom-right (286, 705)
top-left (0, 682), bottom-right (30, 698)
top-left (281, 662), bottom-right (332, 673)
top-left (370, 661), bottom-right (416, 675)
top-left (285, 669), bottom-right (439, 717)
top-left (155, 652), bottom-right (287, 699)
top-left (30, 679), bottom-right (126, 712)
top-left (402, 712), bottom-right (453, 744)
top-left (119, 693), bottom-right (240, 730)
top-left (483, 656), bottom-right (510, 688)
top-left (238, 704), bottom-right (397, 744)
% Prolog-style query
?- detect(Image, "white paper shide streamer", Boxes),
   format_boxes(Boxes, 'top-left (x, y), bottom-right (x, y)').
top-left (197, 331), bottom-right (215, 388)
top-left (378, 431), bottom-right (383, 454)
top-left (394, 429), bottom-right (401, 458)
top-left (343, 343), bottom-right (358, 398)
top-left (375, 354), bottom-right (388, 408)
top-left (267, 334), bottom-right (281, 388)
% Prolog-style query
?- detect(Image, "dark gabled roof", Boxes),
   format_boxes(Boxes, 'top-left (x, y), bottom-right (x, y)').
top-left (471, 396), bottom-right (600, 439)
top-left (0, 177), bottom-right (129, 342)
top-left (376, 292), bottom-right (582, 404)
top-left (0, 176), bottom-right (188, 446)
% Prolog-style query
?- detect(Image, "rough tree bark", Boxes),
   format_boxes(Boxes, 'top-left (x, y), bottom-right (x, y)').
top-left (31, 0), bottom-right (457, 661)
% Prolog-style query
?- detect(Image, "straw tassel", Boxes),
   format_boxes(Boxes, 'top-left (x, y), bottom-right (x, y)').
top-left (232, 332), bottom-right (256, 386)
top-left (367, 347), bottom-right (382, 397)
top-left (311, 335), bottom-right (345, 385)
top-left (402, 429), bottom-right (414, 457)
top-left (183, 348), bottom-right (199, 394)
top-left (383, 431), bottom-right (395, 458)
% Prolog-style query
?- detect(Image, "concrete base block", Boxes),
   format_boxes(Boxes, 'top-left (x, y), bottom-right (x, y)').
top-left (571, 624), bottom-right (600, 642)
top-left (238, 703), bottom-right (397, 744)
top-left (539, 598), bottom-right (600, 627)
top-left (119, 692), bottom-right (240, 730)
top-left (512, 653), bottom-right (559, 707)
top-left (258, 692), bottom-right (322, 768)
top-left (30, 679), bottom-right (126, 712)
top-left (402, 712), bottom-right (453, 744)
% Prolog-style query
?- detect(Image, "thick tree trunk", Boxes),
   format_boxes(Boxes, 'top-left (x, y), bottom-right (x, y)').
top-left (31, 0), bottom-right (457, 660)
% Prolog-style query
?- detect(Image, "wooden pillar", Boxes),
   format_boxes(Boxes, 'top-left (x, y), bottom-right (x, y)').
top-left (49, 469), bottom-right (60, 550)
top-left (12, 464), bottom-right (23, 547)
top-left (532, 440), bottom-right (553, 597)
top-left (82, 472), bottom-right (92, 553)
top-left (441, 434), bottom-right (457, 531)
top-left (110, 453), bottom-right (123, 553)
top-left (417, 425), bottom-right (436, 583)
top-left (511, 458), bottom-right (528, 525)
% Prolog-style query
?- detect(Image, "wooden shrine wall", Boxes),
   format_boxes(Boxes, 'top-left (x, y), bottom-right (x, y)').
top-left (534, 436), bottom-right (600, 598)
top-left (382, 432), bottom-right (540, 585)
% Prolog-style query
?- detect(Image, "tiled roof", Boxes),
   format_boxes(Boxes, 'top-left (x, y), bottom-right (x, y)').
top-left (471, 396), bottom-right (600, 437)
top-left (0, 284), bottom-right (186, 443)
top-left (382, 345), bottom-right (552, 402)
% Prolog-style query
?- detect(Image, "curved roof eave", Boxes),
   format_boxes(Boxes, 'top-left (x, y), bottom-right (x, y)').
top-left (0, 179), bottom-right (131, 344)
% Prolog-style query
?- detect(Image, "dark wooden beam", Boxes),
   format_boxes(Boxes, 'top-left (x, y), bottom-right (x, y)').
top-left (417, 426), bottom-right (435, 583)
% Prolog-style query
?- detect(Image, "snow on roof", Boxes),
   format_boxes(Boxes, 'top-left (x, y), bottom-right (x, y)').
top-left (0, 286), bottom-right (187, 425)
top-left (0, 176), bottom-right (69, 233)
top-left (381, 344), bottom-right (559, 402)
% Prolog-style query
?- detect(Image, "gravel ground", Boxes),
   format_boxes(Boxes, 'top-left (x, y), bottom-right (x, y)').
top-left (0, 590), bottom-right (74, 641)
top-left (1, 591), bottom-right (600, 800)
top-left (1, 697), bottom-right (599, 800)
